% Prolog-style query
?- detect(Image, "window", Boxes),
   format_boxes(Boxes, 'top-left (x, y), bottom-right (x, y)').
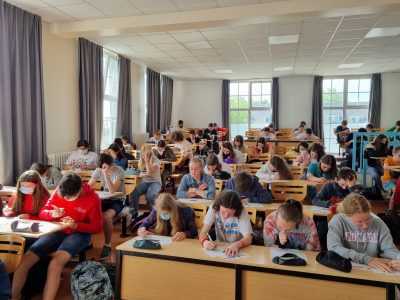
top-left (101, 51), bottom-right (119, 149)
top-left (323, 78), bottom-right (371, 153)
top-left (229, 81), bottom-right (272, 138)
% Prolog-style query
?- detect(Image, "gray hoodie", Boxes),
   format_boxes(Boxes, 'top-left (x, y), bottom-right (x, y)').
top-left (327, 213), bottom-right (400, 264)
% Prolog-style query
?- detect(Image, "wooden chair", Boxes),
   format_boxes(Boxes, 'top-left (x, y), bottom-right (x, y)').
top-left (171, 152), bottom-right (183, 169)
top-left (190, 203), bottom-right (208, 229)
top-left (214, 179), bottom-right (224, 197)
top-left (239, 164), bottom-right (262, 176)
top-left (246, 207), bottom-right (257, 225)
top-left (277, 128), bottom-right (293, 140)
top-left (242, 153), bottom-right (248, 163)
top-left (126, 149), bottom-right (137, 158)
top-left (77, 171), bottom-right (102, 191)
top-left (271, 181), bottom-right (307, 201)
top-left (247, 153), bottom-right (270, 164)
top-left (230, 164), bottom-right (239, 176)
top-left (0, 235), bottom-right (25, 273)
top-left (245, 131), bottom-right (260, 140)
top-left (290, 166), bottom-right (304, 180)
top-left (192, 144), bottom-right (197, 152)
top-left (117, 174), bottom-right (138, 238)
top-left (159, 162), bottom-right (165, 175)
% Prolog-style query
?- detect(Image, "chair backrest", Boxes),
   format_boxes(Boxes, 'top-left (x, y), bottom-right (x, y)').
top-left (239, 164), bottom-right (262, 176)
top-left (77, 171), bottom-right (102, 191)
top-left (273, 146), bottom-right (295, 156)
top-left (290, 166), bottom-right (304, 180)
top-left (303, 210), bottom-right (314, 219)
top-left (126, 149), bottom-right (137, 158)
top-left (373, 128), bottom-right (385, 132)
top-left (246, 207), bottom-right (257, 225)
top-left (124, 174), bottom-right (138, 196)
top-left (271, 181), bottom-right (307, 201)
top-left (277, 129), bottom-right (293, 140)
top-left (190, 203), bottom-right (208, 229)
top-left (242, 153), bottom-right (248, 163)
top-left (0, 235), bottom-right (25, 273)
top-left (214, 179), bottom-right (225, 197)
top-left (230, 164), bottom-right (239, 176)
top-left (172, 152), bottom-right (183, 168)
top-left (192, 144), bottom-right (197, 152)
top-left (245, 131), bottom-right (260, 139)
top-left (159, 162), bottom-right (165, 175)
top-left (247, 153), bottom-right (270, 164)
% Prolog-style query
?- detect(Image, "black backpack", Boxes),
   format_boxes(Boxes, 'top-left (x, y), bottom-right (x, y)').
top-left (71, 260), bottom-right (113, 300)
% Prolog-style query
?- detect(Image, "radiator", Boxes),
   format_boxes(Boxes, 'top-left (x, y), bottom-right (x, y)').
top-left (47, 151), bottom-right (74, 169)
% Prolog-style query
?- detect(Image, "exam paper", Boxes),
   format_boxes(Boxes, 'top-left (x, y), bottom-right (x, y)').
top-left (202, 246), bottom-right (250, 260)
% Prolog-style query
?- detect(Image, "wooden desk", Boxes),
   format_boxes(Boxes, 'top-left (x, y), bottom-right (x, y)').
top-left (116, 238), bottom-right (397, 300)
top-left (0, 186), bottom-right (16, 196)
top-left (260, 179), bottom-right (325, 192)
top-left (0, 217), bottom-right (68, 238)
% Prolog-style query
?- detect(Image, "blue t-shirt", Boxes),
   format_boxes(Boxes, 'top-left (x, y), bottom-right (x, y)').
top-left (307, 162), bottom-right (333, 179)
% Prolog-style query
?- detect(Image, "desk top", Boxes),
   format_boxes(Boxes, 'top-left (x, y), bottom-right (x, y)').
top-left (117, 238), bottom-right (399, 284)
top-left (0, 217), bottom-right (68, 238)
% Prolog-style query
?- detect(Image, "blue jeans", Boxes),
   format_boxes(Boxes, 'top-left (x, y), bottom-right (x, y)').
top-left (130, 181), bottom-right (161, 214)
top-left (367, 165), bottom-right (384, 190)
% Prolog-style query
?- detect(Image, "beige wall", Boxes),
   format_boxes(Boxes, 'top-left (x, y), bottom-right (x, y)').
top-left (42, 22), bottom-right (79, 154)
top-left (381, 72), bottom-right (400, 130)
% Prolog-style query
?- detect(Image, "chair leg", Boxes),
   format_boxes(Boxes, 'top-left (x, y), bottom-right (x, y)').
top-left (120, 216), bottom-right (129, 238)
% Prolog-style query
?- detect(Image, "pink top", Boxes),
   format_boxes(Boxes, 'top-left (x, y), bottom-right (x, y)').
top-left (293, 150), bottom-right (311, 167)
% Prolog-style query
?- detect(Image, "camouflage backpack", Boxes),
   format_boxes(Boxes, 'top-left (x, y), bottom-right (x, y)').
top-left (71, 260), bottom-right (113, 300)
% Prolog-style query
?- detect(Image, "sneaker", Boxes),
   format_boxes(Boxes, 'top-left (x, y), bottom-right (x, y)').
top-left (99, 245), bottom-right (112, 261)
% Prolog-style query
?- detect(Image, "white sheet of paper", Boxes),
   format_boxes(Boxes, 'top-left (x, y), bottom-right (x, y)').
top-left (178, 198), bottom-right (212, 204)
top-left (202, 246), bottom-right (250, 260)
top-left (269, 247), bottom-right (307, 262)
top-left (310, 206), bottom-right (330, 212)
top-left (96, 191), bottom-right (124, 200)
top-left (351, 262), bottom-right (400, 276)
top-left (246, 203), bottom-right (265, 208)
top-left (141, 235), bottom-right (172, 245)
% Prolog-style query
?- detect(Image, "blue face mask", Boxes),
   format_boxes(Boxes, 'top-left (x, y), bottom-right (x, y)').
top-left (78, 149), bottom-right (89, 155)
top-left (19, 187), bottom-right (34, 195)
top-left (160, 213), bottom-right (171, 221)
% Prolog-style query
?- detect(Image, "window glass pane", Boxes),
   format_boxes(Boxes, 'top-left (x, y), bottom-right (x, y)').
top-left (251, 110), bottom-right (271, 129)
top-left (323, 79), bottom-right (332, 93)
top-left (230, 95), bottom-right (239, 110)
top-left (359, 92), bottom-right (369, 103)
top-left (230, 82), bottom-right (238, 95)
top-left (262, 82), bottom-right (271, 94)
top-left (332, 79), bottom-right (344, 93)
top-left (323, 109), bottom-right (343, 153)
top-left (238, 82), bottom-right (249, 95)
top-left (238, 95), bottom-right (249, 109)
top-left (346, 109), bottom-right (368, 129)
top-left (348, 92), bottom-right (359, 104)
top-left (359, 79), bottom-right (371, 92)
top-left (348, 79), bottom-right (359, 93)
top-left (252, 82), bottom-right (261, 95)
top-left (230, 111), bottom-right (248, 137)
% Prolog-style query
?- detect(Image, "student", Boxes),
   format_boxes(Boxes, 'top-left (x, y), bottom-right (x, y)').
top-left (152, 140), bottom-right (177, 189)
top-left (88, 153), bottom-right (125, 260)
top-left (11, 174), bottom-right (102, 300)
top-left (307, 154), bottom-right (337, 183)
top-left (64, 139), bottom-right (98, 170)
top-left (309, 142), bottom-right (326, 163)
top-left (343, 128), bottom-right (367, 168)
top-left (292, 141), bottom-right (311, 167)
top-left (30, 162), bottom-right (63, 190)
top-left (327, 194), bottom-right (400, 272)
top-left (292, 124), bottom-right (306, 139)
top-left (121, 135), bottom-right (137, 151)
top-left (303, 128), bottom-right (321, 142)
top-left (218, 141), bottom-right (245, 164)
top-left (194, 139), bottom-right (209, 158)
top-left (114, 137), bottom-right (134, 160)
top-left (312, 167), bottom-right (358, 208)
top-left (225, 171), bottom-right (272, 204)
top-left (260, 127), bottom-right (276, 141)
top-left (387, 120), bottom-right (400, 132)
top-left (335, 120), bottom-right (350, 144)
top-left (196, 129), bottom-right (212, 149)
top-left (204, 153), bottom-right (231, 180)
top-left (252, 137), bottom-right (269, 155)
top-left (382, 146), bottom-right (400, 193)
top-left (256, 155), bottom-right (293, 181)
top-left (263, 199), bottom-right (321, 251)
top-left (233, 135), bottom-right (248, 154)
top-left (186, 129), bottom-right (200, 144)
top-left (204, 122), bottom-right (217, 136)
top-left (380, 179), bottom-right (400, 243)
top-left (138, 193), bottom-right (197, 240)
top-left (147, 129), bottom-right (163, 144)
top-left (177, 119), bottom-right (186, 131)
top-left (108, 143), bottom-right (128, 170)
top-left (173, 132), bottom-right (193, 166)
top-left (364, 134), bottom-right (389, 193)
top-left (268, 123), bottom-right (277, 135)
top-left (176, 157), bottom-right (215, 200)
top-left (3, 170), bottom-right (50, 220)
top-left (129, 145), bottom-right (162, 217)
top-left (293, 121), bottom-right (307, 131)
top-left (199, 190), bottom-right (253, 258)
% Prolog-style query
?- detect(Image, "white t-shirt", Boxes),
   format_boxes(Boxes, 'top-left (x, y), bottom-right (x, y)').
top-left (256, 162), bottom-right (277, 180)
top-left (65, 151), bottom-right (98, 168)
top-left (204, 207), bottom-right (253, 243)
top-left (175, 140), bottom-right (192, 154)
top-left (91, 166), bottom-right (125, 200)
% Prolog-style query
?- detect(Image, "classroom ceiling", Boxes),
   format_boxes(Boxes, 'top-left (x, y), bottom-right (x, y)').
top-left (7, 0), bottom-right (400, 80)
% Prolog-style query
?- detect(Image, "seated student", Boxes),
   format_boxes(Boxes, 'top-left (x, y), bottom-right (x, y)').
top-left (186, 129), bottom-right (200, 144)
top-left (263, 199), bottom-right (321, 251)
top-left (233, 135), bottom-right (248, 154)
top-left (11, 174), bottom-right (102, 300)
top-left (293, 121), bottom-right (306, 131)
top-left (328, 194), bottom-right (400, 273)
top-left (292, 141), bottom-right (311, 167)
top-left (64, 139), bottom-right (98, 170)
top-left (30, 162), bottom-right (63, 190)
top-left (108, 143), bottom-right (128, 170)
top-left (88, 153), bottom-right (125, 260)
top-left (252, 137), bottom-right (269, 155)
top-left (379, 179), bottom-right (400, 243)
top-left (309, 142), bottom-right (326, 163)
top-left (204, 153), bottom-right (231, 180)
top-left (130, 145), bottom-right (162, 217)
top-left (387, 120), bottom-right (400, 132)
top-left (204, 122), bottom-right (217, 136)
top-left (176, 119), bottom-right (186, 132)
top-left (292, 124), bottom-right (306, 139)
top-left (3, 170), bottom-right (50, 220)
top-left (343, 128), bottom-right (367, 168)
top-left (176, 157), bottom-right (215, 200)
top-left (382, 146), bottom-right (400, 193)
top-left (194, 139), bottom-right (209, 158)
top-left (307, 154), bottom-right (337, 183)
top-left (214, 123), bottom-right (228, 140)
top-left (268, 123), bottom-right (277, 135)
top-left (147, 129), bottom-right (164, 144)
top-left (152, 140), bottom-right (177, 189)
top-left (199, 190), bottom-right (253, 258)
top-left (303, 128), bottom-right (321, 142)
top-left (218, 141), bottom-right (245, 164)
top-left (114, 137), bottom-right (134, 160)
top-left (121, 135), bottom-right (137, 151)
top-left (260, 127), bottom-right (276, 141)
top-left (173, 131), bottom-right (193, 167)
top-left (225, 171), bottom-right (272, 204)
top-left (334, 120), bottom-right (350, 144)
top-left (256, 155), bottom-right (293, 181)
top-left (196, 129), bottom-right (212, 149)
top-left (138, 193), bottom-right (197, 240)
top-left (364, 134), bottom-right (390, 194)
top-left (313, 167), bottom-right (358, 208)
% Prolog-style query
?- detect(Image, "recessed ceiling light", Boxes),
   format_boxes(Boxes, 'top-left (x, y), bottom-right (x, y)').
top-left (214, 70), bottom-right (233, 74)
top-left (183, 41), bottom-right (212, 50)
top-left (273, 66), bottom-right (293, 71)
top-left (268, 35), bottom-right (299, 45)
top-left (365, 27), bottom-right (400, 38)
top-left (337, 63), bottom-right (364, 69)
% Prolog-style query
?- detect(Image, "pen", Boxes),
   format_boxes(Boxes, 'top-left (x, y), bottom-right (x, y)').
top-left (207, 233), bottom-right (213, 241)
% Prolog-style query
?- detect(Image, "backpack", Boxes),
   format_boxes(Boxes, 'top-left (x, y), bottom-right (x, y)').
top-left (128, 211), bottom-right (150, 235)
top-left (71, 260), bottom-right (113, 300)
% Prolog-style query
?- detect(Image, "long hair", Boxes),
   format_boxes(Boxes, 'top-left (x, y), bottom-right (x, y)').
top-left (319, 154), bottom-right (337, 178)
top-left (222, 142), bottom-right (236, 159)
top-left (233, 135), bottom-right (245, 151)
top-left (13, 170), bottom-right (50, 216)
top-left (309, 143), bottom-right (325, 161)
top-left (337, 194), bottom-right (371, 215)
top-left (138, 144), bottom-right (158, 171)
top-left (277, 199), bottom-right (303, 225)
top-left (371, 134), bottom-right (389, 153)
top-left (269, 155), bottom-right (293, 180)
top-left (154, 193), bottom-right (186, 236)
top-left (295, 141), bottom-right (309, 153)
top-left (205, 153), bottom-right (221, 171)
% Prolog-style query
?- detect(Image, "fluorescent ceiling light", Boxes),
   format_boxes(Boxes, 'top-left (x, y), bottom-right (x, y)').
top-left (268, 35), bottom-right (299, 45)
top-left (214, 69), bottom-right (233, 73)
top-left (273, 66), bottom-right (293, 71)
top-left (183, 41), bottom-right (211, 50)
top-left (365, 27), bottom-right (400, 38)
top-left (337, 63), bottom-right (364, 69)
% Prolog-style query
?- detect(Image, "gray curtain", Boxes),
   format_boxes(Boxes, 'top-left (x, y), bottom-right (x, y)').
top-left (116, 55), bottom-right (132, 139)
top-left (78, 38), bottom-right (103, 153)
top-left (0, 1), bottom-right (46, 185)
top-left (368, 73), bottom-right (381, 127)
top-left (271, 77), bottom-right (279, 128)
top-left (222, 80), bottom-right (230, 129)
top-left (311, 76), bottom-right (324, 140)
top-left (160, 74), bottom-right (173, 132)
top-left (146, 68), bottom-right (161, 135)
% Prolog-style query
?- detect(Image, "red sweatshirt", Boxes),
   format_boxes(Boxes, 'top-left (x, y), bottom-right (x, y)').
top-left (7, 194), bottom-right (49, 220)
top-left (393, 179), bottom-right (400, 207)
top-left (39, 183), bottom-right (102, 234)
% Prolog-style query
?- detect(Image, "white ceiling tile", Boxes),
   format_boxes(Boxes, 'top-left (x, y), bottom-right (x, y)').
top-left (216, 48), bottom-right (244, 55)
top-left (297, 49), bottom-right (324, 56)
top-left (170, 32), bottom-right (206, 43)
top-left (267, 22), bottom-right (302, 35)
top-left (353, 45), bottom-right (381, 53)
top-left (42, 0), bottom-right (83, 5)
top-left (167, 50), bottom-right (193, 57)
top-left (156, 43), bottom-right (186, 51)
top-left (91, 0), bottom-right (142, 17)
top-left (358, 36), bottom-right (396, 46)
top-left (143, 34), bottom-right (176, 44)
top-left (183, 41), bottom-right (212, 49)
top-left (145, 51), bottom-right (171, 58)
top-left (129, 44), bottom-right (160, 52)
top-left (209, 40), bottom-right (239, 48)
top-left (329, 39), bottom-right (361, 48)
top-left (269, 44), bottom-right (297, 51)
top-left (302, 20), bottom-right (339, 33)
top-left (216, 0), bottom-right (259, 7)
top-left (376, 14), bottom-right (400, 28)
top-left (295, 55), bottom-right (320, 62)
top-left (338, 17), bottom-right (379, 31)
top-left (201, 29), bottom-right (236, 40)
top-left (172, 0), bottom-right (217, 11)
top-left (10, 0), bottom-right (49, 9)
top-left (270, 50), bottom-right (296, 58)
top-left (190, 48), bottom-right (218, 56)
top-left (117, 35), bottom-right (150, 46)
top-left (30, 7), bottom-right (73, 22)
top-left (242, 46), bottom-right (269, 54)
top-left (175, 56), bottom-right (199, 62)
top-left (299, 32), bottom-right (332, 43)
top-left (324, 47), bottom-right (353, 55)
top-left (56, 3), bottom-right (105, 19)
top-left (298, 42), bottom-right (327, 50)
top-left (333, 29), bottom-right (369, 40)
top-left (233, 24), bottom-right (267, 39)
top-left (128, 0), bottom-right (178, 14)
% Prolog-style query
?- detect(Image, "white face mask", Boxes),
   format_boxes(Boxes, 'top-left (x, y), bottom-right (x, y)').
top-left (19, 187), bottom-right (34, 195)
